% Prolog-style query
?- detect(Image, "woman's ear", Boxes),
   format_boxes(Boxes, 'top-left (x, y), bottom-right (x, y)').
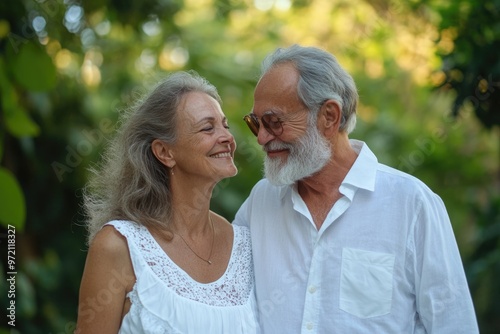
top-left (320, 99), bottom-right (342, 137)
top-left (151, 139), bottom-right (175, 168)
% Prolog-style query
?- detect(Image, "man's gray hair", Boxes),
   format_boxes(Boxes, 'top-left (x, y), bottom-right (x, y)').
top-left (261, 44), bottom-right (358, 133)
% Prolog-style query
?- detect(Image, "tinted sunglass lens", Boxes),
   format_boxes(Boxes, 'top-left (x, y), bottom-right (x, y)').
top-left (244, 115), bottom-right (259, 136)
top-left (262, 114), bottom-right (283, 136)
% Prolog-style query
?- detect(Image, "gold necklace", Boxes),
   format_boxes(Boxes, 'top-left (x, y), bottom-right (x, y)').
top-left (174, 215), bottom-right (215, 265)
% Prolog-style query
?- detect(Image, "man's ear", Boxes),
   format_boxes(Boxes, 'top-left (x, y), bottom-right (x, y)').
top-left (151, 139), bottom-right (175, 168)
top-left (319, 99), bottom-right (342, 137)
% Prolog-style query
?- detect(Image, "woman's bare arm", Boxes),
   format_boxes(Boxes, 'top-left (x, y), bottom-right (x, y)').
top-left (76, 226), bottom-right (136, 334)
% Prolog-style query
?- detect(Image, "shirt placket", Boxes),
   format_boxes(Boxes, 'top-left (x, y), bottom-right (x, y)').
top-left (299, 193), bottom-right (353, 334)
top-left (301, 229), bottom-right (322, 334)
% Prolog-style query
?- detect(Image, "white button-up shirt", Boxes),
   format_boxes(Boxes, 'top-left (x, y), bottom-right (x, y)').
top-left (234, 140), bottom-right (478, 334)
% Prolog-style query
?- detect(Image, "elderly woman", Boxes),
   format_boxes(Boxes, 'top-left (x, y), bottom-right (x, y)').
top-left (76, 71), bottom-right (258, 333)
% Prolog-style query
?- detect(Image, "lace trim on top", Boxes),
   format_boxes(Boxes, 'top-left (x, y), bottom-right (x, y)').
top-left (115, 221), bottom-right (253, 307)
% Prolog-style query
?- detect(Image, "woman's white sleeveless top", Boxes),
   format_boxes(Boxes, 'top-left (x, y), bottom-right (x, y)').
top-left (105, 220), bottom-right (259, 334)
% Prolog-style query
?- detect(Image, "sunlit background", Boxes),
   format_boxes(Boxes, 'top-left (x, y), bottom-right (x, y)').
top-left (1, 0), bottom-right (499, 333)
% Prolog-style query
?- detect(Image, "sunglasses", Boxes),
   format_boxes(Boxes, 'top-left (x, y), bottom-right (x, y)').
top-left (243, 110), bottom-right (306, 137)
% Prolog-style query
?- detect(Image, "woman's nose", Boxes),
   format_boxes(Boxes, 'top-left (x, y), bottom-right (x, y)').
top-left (218, 126), bottom-right (234, 144)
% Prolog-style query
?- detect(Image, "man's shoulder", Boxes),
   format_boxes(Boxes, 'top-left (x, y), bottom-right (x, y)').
top-left (375, 163), bottom-right (438, 199)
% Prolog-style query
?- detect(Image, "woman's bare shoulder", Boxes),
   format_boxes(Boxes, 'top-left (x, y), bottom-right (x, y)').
top-left (88, 225), bottom-right (130, 260)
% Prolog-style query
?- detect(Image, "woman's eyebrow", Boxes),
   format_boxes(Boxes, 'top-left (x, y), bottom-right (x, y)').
top-left (194, 116), bottom-right (215, 125)
top-left (193, 116), bottom-right (228, 125)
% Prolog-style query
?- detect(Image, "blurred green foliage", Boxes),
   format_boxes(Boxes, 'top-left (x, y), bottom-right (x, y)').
top-left (0, 0), bottom-right (498, 333)
top-left (412, 0), bottom-right (500, 332)
top-left (433, 0), bottom-right (500, 128)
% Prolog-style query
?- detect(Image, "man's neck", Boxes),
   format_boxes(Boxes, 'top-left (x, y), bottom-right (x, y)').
top-left (297, 135), bottom-right (358, 229)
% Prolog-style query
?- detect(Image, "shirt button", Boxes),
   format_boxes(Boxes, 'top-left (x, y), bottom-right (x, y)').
top-left (308, 285), bottom-right (317, 294)
top-left (306, 323), bottom-right (314, 330)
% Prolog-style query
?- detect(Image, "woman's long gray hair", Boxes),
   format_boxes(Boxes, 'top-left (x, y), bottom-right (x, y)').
top-left (83, 71), bottom-right (221, 244)
top-left (261, 44), bottom-right (358, 133)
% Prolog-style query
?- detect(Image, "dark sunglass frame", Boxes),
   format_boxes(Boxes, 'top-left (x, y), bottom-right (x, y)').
top-left (242, 112), bottom-right (286, 137)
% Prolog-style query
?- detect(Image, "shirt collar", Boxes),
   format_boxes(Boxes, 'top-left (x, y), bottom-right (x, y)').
top-left (341, 139), bottom-right (377, 193)
top-left (277, 139), bottom-right (378, 200)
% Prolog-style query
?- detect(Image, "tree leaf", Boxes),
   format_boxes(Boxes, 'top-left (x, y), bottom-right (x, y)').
top-left (0, 57), bottom-right (40, 137)
top-left (10, 42), bottom-right (57, 91)
top-left (3, 102), bottom-right (41, 138)
top-left (0, 167), bottom-right (26, 231)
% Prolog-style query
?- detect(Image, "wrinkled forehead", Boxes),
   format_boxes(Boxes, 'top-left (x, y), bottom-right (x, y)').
top-left (177, 91), bottom-right (225, 124)
top-left (253, 63), bottom-right (304, 115)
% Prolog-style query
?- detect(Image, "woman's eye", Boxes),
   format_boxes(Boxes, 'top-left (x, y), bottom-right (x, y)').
top-left (201, 127), bottom-right (214, 132)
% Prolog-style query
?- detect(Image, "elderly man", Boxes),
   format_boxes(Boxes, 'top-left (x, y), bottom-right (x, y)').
top-left (234, 44), bottom-right (478, 333)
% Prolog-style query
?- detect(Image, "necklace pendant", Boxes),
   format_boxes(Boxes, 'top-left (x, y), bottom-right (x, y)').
top-left (174, 214), bottom-right (215, 266)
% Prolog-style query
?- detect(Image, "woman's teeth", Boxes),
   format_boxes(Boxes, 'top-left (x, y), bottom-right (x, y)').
top-left (211, 152), bottom-right (231, 158)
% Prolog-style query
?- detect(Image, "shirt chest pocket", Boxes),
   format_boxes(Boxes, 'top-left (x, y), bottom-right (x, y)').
top-left (339, 248), bottom-right (395, 318)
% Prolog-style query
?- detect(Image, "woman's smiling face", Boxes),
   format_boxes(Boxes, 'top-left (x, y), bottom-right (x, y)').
top-left (169, 91), bottom-right (237, 182)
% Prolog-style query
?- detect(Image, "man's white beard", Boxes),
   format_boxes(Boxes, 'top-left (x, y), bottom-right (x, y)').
top-left (263, 124), bottom-right (332, 186)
